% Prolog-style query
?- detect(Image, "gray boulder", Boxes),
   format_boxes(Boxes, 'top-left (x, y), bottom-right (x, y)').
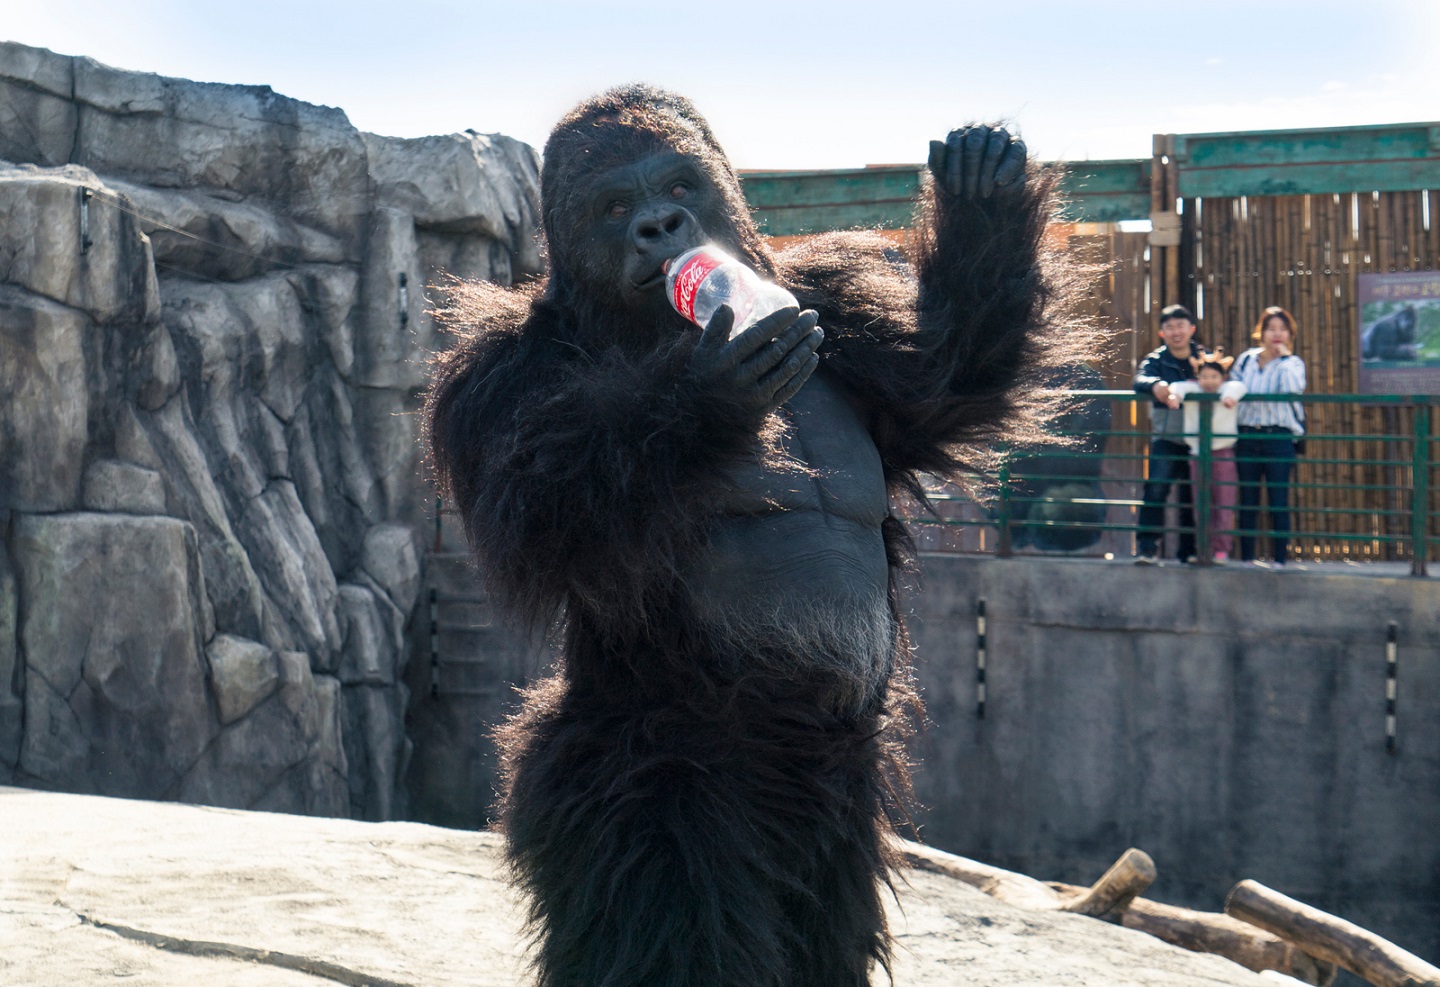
top-left (353, 386), bottom-right (428, 528)
top-left (205, 634), bottom-right (279, 725)
top-left (0, 42), bottom-right (76, 166)
top-left (363, 131), bottom-right (542, 263)
top-left (131, 321), bottom-right (183, 411)
top-left (71, 56), bottom-right (371, 241)
top-left (361, 523), bottom-right (422, 613)
top-left (0, 163), bottom-right (160, 325)
top-left (236, 480), bottom-right (343, 665)
top-left (138, 395), bottom-right (269, 643)
top-left (342, 683), bottom-right (410, 821)
top-left (354, 205), bottom-right (427, 390)
top-left (82, 459), bottom-right (167, 514)
top-left (336, 582), bottom-right (400, 680)
top-left (0, 286), bottom-right (89, 512)
top-left (177, 650), bottom-right (348, 815)
top-left (107, 178), bottom-right (350, 281)
top-left (13, 513), bottom-right (215, 798)
top-left (162, 273), bottom-right (313, 444)
top-left (288, 265), bottom-right (360, 379)
top-left (0, 541), bottom-right (20, 780)
top-left (286, 366), bottom-right (381, 576)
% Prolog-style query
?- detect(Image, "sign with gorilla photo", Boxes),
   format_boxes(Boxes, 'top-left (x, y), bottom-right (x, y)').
top-left (1358, 272), bottom-right (1440, 394)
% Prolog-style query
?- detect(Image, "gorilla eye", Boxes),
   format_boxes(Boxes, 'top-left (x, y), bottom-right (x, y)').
top-left (669, 183), bottom-right (689, 199)
top-left (607, 202), bottom-right (629, 219)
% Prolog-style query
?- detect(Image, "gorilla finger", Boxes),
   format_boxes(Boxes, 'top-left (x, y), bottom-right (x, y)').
top-left (757, 327), bottom-right (823, 393)
top-left (701, 304), bottom-right (735, 349)
top-left (993, 144), bottom-right (1027, 193)
top-left (766, 352), bottom-right (821, 408)
top-left (730, 305), bottom-right (801, 360)
top-left (961, 127), bottom-right (990, 199)
top-left (978, 130), bottom-right (1010, 198)
top-left (928, 140), bottom-right (948, 181)
top-left (945, 129), bottom-right (969, 196)
top-left (738, 311), bottom-right (816, 384)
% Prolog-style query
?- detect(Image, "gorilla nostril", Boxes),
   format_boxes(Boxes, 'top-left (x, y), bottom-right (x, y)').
top-left (664, 215), bottom-right (682, 234)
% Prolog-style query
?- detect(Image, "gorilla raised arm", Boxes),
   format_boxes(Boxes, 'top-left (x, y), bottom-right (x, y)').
top-left (426, 85), bottom-right (1088, 987)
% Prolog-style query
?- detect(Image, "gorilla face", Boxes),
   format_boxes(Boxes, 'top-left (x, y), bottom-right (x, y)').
top-left (585, 151), bottom-right (716, 317)
top-left (538, 85), bottom-right (776, 325)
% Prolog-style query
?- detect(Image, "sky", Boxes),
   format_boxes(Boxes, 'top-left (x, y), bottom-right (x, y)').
top-left (6, 1), bottom-right (1439, 171)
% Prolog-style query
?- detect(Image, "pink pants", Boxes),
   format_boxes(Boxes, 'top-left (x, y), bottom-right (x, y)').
top-left (1190, 447), bottom-right (1237, 557)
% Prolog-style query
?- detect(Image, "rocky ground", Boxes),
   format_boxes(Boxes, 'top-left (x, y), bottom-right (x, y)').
top-left (1, 786), bottom-right (1286, 987)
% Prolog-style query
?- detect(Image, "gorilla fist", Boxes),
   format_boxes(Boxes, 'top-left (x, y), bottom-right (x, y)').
top-left (928, 125), bottom-right (1027, 199)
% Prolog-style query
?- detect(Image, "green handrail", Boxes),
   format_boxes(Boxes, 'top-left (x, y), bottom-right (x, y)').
top-left (1412, 405), bottom-right (1431, 576)
top-left (911, 391), bottom-right (1437, 575)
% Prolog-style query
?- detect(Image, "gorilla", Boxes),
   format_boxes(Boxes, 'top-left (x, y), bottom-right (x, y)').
top-left (1362, 304), bottom-right (1419, 362)
top-left (425, 85), bottom-right (1087, 987)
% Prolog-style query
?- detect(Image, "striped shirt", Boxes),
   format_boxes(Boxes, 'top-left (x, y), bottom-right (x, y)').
top-left (1230, 348), bottom-right (1307, 434)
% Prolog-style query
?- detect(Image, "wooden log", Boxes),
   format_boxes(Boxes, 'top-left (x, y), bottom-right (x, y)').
top-left (1058, 847), bottom-right (1156, 921)
top-left (1121, 895), bottom-right (1336, 986)
top-left (895, 839), bottom-right (1063, 911)
top-left (1226, 880), bottom-right (1440, 987)
top-left (896, 844), bottom-right (1339, 985)
top-left (1049, 882), bottom-right (1335, 985)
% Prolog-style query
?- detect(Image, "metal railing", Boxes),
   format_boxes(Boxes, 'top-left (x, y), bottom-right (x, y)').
top-left (912, 392), bottom-right (1438, 576)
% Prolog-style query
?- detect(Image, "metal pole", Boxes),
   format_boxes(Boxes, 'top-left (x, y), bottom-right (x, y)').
top-left (1195, 396), bottom-right (1214, 564)
top-left (1411, 400), bottom-right (1430, 577)
top-left (429, 587), bottom-right (440, 698)
top-left (1385, 621), bottom-right (1398, 755)
top-left (79, 188), bottom-right (93, 254)
top-left (976, 598), bottom-right (987, 720)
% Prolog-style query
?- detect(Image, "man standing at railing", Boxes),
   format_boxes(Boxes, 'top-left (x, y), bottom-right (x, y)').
top-left (1132, 304), bottom-right (1209, 564)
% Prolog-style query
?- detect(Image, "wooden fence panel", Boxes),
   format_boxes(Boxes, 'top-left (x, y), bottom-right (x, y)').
top-left (1190, 190), bottom-right (1438, 561)
top-left (902, 191), bottom-right (1439, 564)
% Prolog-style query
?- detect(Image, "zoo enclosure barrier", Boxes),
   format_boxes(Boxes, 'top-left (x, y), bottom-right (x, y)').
top-left (912, 391), bottom-right (1438, 576)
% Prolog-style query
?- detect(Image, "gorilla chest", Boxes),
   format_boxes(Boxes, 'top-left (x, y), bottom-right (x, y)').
top-left (695, 371), bottom-right (890, 611)
top-left (718, 370), bottom-right (887, 524)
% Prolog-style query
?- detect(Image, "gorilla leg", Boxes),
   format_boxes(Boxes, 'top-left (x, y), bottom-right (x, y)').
top-left (778, 764), bottom-right (893, 987)
top-left (498, 675), bottom-right (893, 987)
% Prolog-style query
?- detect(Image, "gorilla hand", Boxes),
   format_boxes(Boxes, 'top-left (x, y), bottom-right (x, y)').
top-left (689, 304), bottom-right (823, 415)
top-left (928, 125), bottom-right (1027, 199)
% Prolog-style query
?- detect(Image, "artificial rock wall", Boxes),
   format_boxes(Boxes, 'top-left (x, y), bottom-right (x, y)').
top-left (0, 41), bottom-right (541, 819)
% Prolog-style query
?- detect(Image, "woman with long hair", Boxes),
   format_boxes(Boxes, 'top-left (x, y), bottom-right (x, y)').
top-left (1230, 306), bottom-right (1307, 567)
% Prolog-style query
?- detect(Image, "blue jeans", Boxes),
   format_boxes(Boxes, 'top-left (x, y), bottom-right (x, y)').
top-left (1236, 431), bottom-right (1297, 563)
top-left (1137, 438), bottom-right (1196, 559)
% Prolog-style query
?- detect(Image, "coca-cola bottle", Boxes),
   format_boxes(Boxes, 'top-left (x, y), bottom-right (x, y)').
top-left (664, 245), bottom-right (797, 340)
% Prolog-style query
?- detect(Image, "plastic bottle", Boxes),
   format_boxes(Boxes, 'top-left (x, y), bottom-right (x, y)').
top-left (664, 245), bottom-right (797, 340)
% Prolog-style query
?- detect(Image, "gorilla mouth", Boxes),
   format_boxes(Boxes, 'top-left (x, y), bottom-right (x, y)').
top-left (631, 267), bottom-right (667, 292)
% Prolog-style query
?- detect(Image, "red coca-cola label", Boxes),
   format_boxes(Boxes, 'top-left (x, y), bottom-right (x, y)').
top-left (670, 249), bottom-right (724, 324)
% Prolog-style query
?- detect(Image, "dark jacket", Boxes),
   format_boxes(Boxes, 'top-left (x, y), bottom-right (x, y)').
top-left (1133, 341), bottom-right (1208, 437)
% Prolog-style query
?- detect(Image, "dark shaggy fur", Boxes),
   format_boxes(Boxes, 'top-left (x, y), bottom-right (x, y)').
top-left (425, 84), bottom-right (1090, 987)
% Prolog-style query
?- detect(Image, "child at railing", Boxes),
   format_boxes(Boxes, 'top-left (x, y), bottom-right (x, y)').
top-left (1166, 353), bottom-right (1246, 562)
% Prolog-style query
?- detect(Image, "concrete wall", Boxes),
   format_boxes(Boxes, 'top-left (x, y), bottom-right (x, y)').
top-left (906, 555), bottom-right (1440, 964)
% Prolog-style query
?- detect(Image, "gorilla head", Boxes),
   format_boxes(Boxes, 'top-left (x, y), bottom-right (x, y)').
top-left (538, 85), bottom-right (775, 328)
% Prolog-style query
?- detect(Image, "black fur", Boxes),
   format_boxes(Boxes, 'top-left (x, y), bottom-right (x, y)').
top-left (425, 84), bottom-right (1089, 986)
